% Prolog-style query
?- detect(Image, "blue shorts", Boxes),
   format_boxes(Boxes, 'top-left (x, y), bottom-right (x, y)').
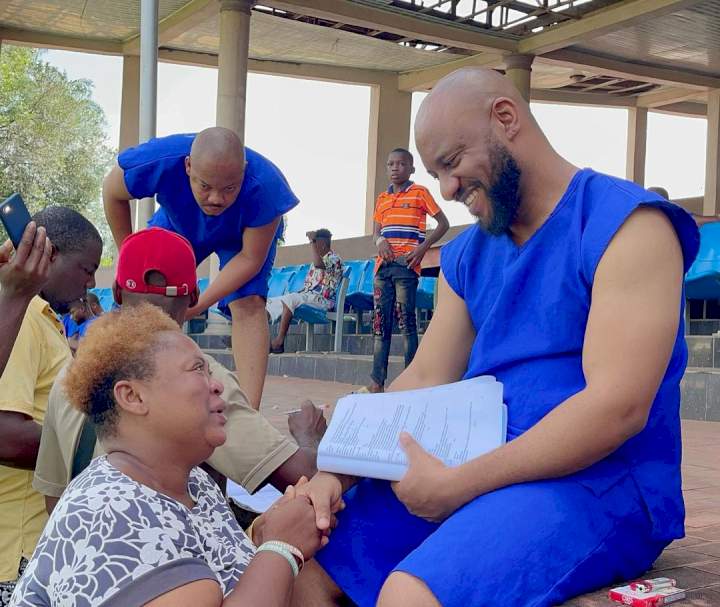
top-left (315, 473), bottom-right (668, 607)
top-left (148, 209), bottom-right (279, 316)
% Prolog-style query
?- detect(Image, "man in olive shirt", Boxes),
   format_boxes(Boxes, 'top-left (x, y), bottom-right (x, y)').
top-left (33, 228), bottom-right (325, 512)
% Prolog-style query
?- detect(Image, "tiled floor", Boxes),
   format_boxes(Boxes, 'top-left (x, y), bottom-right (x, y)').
top-left (260, 377), bottom-right (720, 606)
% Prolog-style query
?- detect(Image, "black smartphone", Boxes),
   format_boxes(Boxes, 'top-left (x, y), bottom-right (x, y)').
top-left (0, 193), bottom-right (32, 249)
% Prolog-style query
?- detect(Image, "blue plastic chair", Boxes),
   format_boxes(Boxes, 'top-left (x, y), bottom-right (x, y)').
top-left (346, 260), bottom-right (375, 311)
top-left (267, 270), bottom-right (295, 298)
top-left (287, 264), bottom-right (310, 293)
top-left (294, 266), bottom-right (354, 352)
top-left (686, 223), bottom-right (720, 300)
top-left (197, 277), bottom-right (210, 294)
top-left (416, 276), bottom-right (437, 310)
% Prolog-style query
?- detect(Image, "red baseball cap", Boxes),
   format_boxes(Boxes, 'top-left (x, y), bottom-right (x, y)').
top-left (116, 228), bottom-right (197, 297)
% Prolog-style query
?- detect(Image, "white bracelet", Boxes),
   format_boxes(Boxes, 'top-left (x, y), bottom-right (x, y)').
top-left (375, 236), bottom-right (386, 247)
top-left (261, 540), bottom-right (305, 570)
top-left (256, 542), bottom-right (299, 577)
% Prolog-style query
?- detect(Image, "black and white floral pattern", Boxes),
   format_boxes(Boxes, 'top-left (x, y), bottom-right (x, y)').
top-left (10, 457), bottom-right (255, 606)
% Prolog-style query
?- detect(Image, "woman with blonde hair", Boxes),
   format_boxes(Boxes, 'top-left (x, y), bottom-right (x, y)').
top-left (11, 303), bottom-right (324, 607)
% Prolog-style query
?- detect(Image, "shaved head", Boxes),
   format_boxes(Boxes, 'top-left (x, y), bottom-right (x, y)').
top-left (191, 126), bottom-right (245, 167)
top-left (185, 127), bottom-right (246, 216)
top-left (413, 68), bottom-right (534, 236)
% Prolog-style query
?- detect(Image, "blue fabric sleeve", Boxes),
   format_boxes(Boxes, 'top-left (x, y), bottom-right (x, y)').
top-left (580, 180), bottom-right (699, 286)
top-left (439, 226), bottom-right (475, 298)
top-left (241, 165), bottom-right (299, 228)
top-left (118, 135), bottom-right (191, 201)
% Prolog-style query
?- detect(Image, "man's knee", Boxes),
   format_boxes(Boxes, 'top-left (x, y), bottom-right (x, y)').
top-left (377, 572), bottom-right (440, 607)
top-left (228, 295), bottom-right (266, 318)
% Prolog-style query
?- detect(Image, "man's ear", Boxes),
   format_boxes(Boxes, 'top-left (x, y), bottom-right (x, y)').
top-left (112, 282), bottom-right (122, 306)
top-left (185, 156), bottom-right (192, 178)
top-left (491, 97), bottom-right (521, 141)
top-left (410, 165), bottom-right (416, 176)
top-left (49, 243), bottom-right (59, 262)
top-left (113, 379), bottom-right (150, 417)
top-left (189, 286), bottom-right (200, 308)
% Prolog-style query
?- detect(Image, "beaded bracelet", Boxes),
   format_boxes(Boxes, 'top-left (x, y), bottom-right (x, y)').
top-left (257, 542), bottom-right (299, 577)
top-left (261, 540), bottom-right (305, 571)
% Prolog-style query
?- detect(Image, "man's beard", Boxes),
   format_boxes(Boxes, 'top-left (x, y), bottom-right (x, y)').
top-left (473, 145), bottom-right (522, 236)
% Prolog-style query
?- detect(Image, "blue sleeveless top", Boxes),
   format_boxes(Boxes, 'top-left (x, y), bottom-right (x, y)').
top-left (441, 169), bottom-right (699, 540)
top-left (118, 134), bottom-right (298, 263)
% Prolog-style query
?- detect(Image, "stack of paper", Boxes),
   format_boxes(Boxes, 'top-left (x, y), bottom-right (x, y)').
top-left (317, 376), bottom-right (507, 481)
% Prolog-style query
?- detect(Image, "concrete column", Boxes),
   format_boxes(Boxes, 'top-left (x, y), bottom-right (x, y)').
top-left (216, 0), bottom-right (254, 139)
top-left (704, 90), bottom-right (720, 215)
top-left (136, 0), bottom-right (159, 230)
top-left (504, 54), bottom-right (534, 102)
top-left (626, 107), bottom-right (647, 186)
top-left (364, 78), bottom-right (412, 234)
top-left (119, 55), bottom-right (141, 231)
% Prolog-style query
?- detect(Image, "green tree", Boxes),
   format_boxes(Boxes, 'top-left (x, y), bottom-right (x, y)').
top-left (0, 45), bottom-right (115, 260)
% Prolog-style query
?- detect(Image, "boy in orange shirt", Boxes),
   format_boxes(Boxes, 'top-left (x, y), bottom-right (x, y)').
top-left (366, 148), bottom-right (449, 392)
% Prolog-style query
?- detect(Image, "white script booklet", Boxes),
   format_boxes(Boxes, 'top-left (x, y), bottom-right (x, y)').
top-left (317, 376), bottom-right (507, 481)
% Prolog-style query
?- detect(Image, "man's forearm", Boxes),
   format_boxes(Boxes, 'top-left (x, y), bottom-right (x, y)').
top-left (423, 223), bottom-right (449, 248)
top-left (453, 388), bottom-right (647, 504)
top-left (0, 418), bottom-right (42, 470)
top-left (103, 197), bottom-right (133, 248)
top-left (196, 253), bottom-right (265, 312)
top-left (0, 293), bottom-right (31, 379)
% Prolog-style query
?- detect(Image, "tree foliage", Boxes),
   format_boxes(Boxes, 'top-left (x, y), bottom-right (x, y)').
top-left (0, 45), bottom-right (114, 257)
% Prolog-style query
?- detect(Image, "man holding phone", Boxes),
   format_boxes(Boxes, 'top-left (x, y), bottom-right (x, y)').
top-left (0, 206), bottom-right (101, 605)
top-left (0, 222), bottom-right (53, 380)
top-left (103, 127), bottom-right (299, 410)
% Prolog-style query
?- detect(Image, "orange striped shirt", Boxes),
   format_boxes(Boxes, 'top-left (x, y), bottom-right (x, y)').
top-left (373, 182), bottom-right (441, 274)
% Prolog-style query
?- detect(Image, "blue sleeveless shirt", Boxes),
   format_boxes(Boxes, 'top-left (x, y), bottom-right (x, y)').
top-left (118, 134), bottom-right (298, 263)
top-left (440, 169), bottom-right (699, 541)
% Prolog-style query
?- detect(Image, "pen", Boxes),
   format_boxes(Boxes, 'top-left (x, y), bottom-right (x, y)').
top-left (284, 404), bottom-right (329, 415)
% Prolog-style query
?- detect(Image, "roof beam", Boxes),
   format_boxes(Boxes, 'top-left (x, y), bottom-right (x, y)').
top-left (636, 86), bottom-right (704, 108)
top-left (531, 88), bottom-right (637, 108)
top-left (538, 49), bottom-right (720, 90)
top-left (519, 0), bottom-right (703, 55)
top-left (123, 0), bottom-right (218, 54)
top-left (398, 52), bottom-right (503, 92)
top-left (0, 26), bottom-right (122, 55)
top-left (262, 0), bottom-right (517, 53)
top-left (651, 101), bottom-right (708, 117)
top-left (159, 48), bottom-right (392, 86)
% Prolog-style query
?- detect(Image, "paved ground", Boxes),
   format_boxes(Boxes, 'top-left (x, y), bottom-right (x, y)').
top-left (260, 377), bottom-right (720, 606)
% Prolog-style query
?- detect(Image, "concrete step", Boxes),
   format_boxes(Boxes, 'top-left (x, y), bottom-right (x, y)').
top-left (204, 349), bottom-right (405, 386)
top-left (686, 335), bottom-right (720, 368)
top-left (191, 332), bottom-right (416, 357)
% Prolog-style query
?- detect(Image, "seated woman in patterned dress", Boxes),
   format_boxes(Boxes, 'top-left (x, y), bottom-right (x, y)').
top-left (11, 303), bottom-right (324, 607)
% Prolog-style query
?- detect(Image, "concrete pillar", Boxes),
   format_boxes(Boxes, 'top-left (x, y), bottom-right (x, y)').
top-left (364, 78), bottom-right (412, 234)
top-left (626, 107), bottom-right (647, 186)
top-left (119, 55), bottom-right (141, 231)
top-left (136, 0), bottom-right (159, 230)
top-left (216, 0), bottom-right (254, 139)
top-left (213, 0), bottom-right (254, 281)
top-left (704, 90), bottom-right (720, 215)
top-left (504, 54), bottom-right (534, 102)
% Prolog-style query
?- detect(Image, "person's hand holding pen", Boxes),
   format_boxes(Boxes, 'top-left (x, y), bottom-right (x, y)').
top-left (287, 401), bottom-right (328, 450)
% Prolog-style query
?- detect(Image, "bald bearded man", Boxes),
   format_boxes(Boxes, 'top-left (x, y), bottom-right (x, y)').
top-left (289, 68), bottom-right (699, 607)
top-left (103, 128), bottom-right (299, 409)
